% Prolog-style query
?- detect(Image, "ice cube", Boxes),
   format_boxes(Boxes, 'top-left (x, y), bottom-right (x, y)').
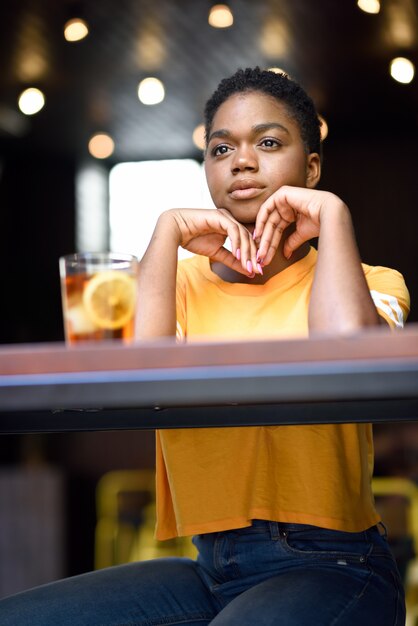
top-left (66, 303), bottom-right (98, 334)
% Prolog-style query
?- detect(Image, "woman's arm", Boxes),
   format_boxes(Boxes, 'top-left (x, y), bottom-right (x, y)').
top-left (255, 186), bottom-right (381, 334)
top-left (305, 194), bottom-right (381, 333)
top-left (135, 211), bottom-right (180, 339)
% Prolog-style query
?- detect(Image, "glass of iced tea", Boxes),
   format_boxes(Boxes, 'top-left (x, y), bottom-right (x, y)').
top-left (59, 252), bottom-right (139, 345)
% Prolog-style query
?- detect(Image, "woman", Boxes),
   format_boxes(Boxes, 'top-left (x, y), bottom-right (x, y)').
top-left (1, 67), bottom-right (409, 626)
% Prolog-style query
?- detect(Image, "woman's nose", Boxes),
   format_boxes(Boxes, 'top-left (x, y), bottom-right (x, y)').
top-left (231, 145), bottom-right (258, 172)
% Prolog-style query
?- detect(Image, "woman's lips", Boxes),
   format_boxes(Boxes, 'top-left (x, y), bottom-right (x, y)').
top-left (229, 187), bottom-right (265, 200)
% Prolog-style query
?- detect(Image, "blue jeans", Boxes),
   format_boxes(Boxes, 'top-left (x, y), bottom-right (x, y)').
top-left (0, 521), bottom-right (405, 625)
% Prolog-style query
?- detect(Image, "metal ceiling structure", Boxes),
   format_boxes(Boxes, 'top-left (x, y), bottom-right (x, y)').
top-left (1, 0), bottom-right (417, 163)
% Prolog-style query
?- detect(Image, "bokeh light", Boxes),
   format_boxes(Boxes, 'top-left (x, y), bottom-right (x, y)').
top-left (357, 0), bottom-right (380, 14)
top-left (208, 5), bottom-right (234, 28)
top-left (64, 18), bottom-right (89, 42)
top-left (88, 133), bottom-right (115, 159)
top-left (192, 124), bottom-right (205, 150)
top-left (18, 87), bottom-right (45, 115)
top-left (137, 77), bottom-right (165, 105)
top-left (390, 57), bottom-right (415, 84)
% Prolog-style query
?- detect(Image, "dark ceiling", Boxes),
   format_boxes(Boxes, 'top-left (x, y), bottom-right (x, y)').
top-left (0, 0), bottom-right (418, 164)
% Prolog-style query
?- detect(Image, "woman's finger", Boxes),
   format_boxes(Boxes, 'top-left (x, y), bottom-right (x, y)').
top-left (217, 210), bottom-right (247, 270)
top-left (210, 247), bottom-right (250, 275)
top-left (237, 226), bottom-right (259, 275)
top-left (218, 215), bottom-right (241, 259)
top-left (256, 191), bottom-right (296, 235)
top-left (256, 215), bottom-right (290, 265)
top-left (283, 218), bottom-right (320, 259)
top-left (218, 209), bottom-right (261, 275)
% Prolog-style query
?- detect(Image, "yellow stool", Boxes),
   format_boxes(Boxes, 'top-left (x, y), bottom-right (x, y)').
top-left (373, 477), bottom-right (418, 626)
top-left (95, 470), bottom-right (196, 570)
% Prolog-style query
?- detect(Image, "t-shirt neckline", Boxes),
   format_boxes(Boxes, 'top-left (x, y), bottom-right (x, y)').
top-left (195, 247), bottom-right (317, 295)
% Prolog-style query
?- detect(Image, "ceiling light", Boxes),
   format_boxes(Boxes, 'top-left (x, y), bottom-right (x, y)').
top-left (385, 4), bottom-right (415, 48)
top-left (268, 67), bottom-right (289, 77)
top-left (18, 87), bottom-right (45, 115)
top-left (135, 16), bottom-right (167, 70)
top-left (260, 18), bottom-right (289, 57)
top-left (318, 115), bottom-right (328, 141)
top-left (357, 0), bottom-right (380, 14)
top-left (88, 133), bottom-right (115, 159)
top-left (208, 5), bottom-right (234, 28)
top-left (390, 57), bottom-right (415, 84)
top-left (138, 77), bottom-right (165, 105)
top-left (192, 124), bottom-right (205, 150)
top-left (64, 17), bottom-right (89, 42)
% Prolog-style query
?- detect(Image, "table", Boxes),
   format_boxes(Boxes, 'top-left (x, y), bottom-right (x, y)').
top-left (1, 325), bottom-right (418, 433)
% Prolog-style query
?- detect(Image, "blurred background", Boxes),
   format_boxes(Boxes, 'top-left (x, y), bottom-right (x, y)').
top-left (1, 0), bottom-right (418, 610)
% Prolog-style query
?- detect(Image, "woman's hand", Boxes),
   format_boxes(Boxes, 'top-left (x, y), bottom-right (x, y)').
top-left (167, 208), bottom-right (264, 276)
top-left (254, 186), bottom-right (348, 266)
top-left (252, 185), bottom-right (381, 332)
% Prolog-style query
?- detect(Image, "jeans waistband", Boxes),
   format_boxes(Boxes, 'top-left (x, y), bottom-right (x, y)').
top-left (239, 519), bottom-right (387, 541)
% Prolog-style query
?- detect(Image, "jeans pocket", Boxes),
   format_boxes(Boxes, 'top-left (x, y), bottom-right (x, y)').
top-left (278, 527), bottom-right (371, 565)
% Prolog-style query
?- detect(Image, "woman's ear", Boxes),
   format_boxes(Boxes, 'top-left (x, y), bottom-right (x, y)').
top-left (306, 153), bottom-right (321, 188)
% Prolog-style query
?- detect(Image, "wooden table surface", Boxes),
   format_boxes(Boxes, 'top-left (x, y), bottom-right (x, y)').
top-left (1, 325), bottom-right (418, 433)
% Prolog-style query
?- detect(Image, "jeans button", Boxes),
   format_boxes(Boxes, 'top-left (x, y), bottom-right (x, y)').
top-left (360, 555), bottom-right (366, 563)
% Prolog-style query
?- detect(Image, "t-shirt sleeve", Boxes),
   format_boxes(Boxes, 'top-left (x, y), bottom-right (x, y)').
top-left (363, 265), bottom-right (410, 328)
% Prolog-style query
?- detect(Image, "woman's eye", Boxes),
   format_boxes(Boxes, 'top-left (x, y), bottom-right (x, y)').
top-left (212, 144), bottom-right (230, 156)
top-left (260, 138), bottom-right (280, 148)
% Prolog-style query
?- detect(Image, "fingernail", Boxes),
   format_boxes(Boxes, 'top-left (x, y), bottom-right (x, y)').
top-left (257, 263), bottom-right (263, 275)
top-left (246, 260), bottom-right (253, 274)
top-left (252, 230), bottom-right (257, 240)
top-left (236, 248), bottom-right (241, 261)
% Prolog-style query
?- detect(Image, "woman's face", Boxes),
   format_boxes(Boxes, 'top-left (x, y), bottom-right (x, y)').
top-left (204, 91), bottom-right (320, 224)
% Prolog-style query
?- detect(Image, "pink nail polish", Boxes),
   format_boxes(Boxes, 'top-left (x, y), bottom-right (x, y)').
top-left (247, 260), bottom-right (253, 273)
top-left (257, 263), bottom-right (263, 275)
top-left (252, 230), bottom-right (257, 240)
top-left (236, 248), bottom-right (241, 261)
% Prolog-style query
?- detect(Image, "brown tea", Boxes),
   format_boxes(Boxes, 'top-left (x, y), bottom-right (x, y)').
top-left (61, 270), bottom-right (136, 344)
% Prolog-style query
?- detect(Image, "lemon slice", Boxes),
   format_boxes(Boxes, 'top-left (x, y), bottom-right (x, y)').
top-left (83, 271), bottom-right (136, 330)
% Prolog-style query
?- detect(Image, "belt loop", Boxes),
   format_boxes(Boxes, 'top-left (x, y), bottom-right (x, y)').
top-left (269, 521), bottom-right (280, 539)
top-left (377, 521), bottom-right (388, 538)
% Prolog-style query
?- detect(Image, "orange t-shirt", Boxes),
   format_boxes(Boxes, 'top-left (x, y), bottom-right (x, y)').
top-left (155, 248), bottom-right (410, 540)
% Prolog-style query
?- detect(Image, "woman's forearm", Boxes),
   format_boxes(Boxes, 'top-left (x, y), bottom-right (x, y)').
top-left (308, 201), bottom-right (380, 334)
top-left (135, 212), bottom-right (181, 339)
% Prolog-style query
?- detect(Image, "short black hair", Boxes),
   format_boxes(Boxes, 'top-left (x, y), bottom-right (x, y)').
top-left (204, 67), bottom-right (321, 155)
